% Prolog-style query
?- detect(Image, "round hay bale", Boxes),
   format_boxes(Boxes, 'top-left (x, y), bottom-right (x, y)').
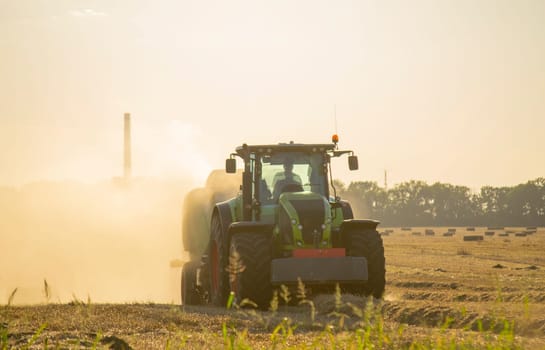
top-left (448, 228), bottom-right (456, 233)
top-left (463, 235), bottom-right (483, 241)
top-left (524, 230), bottom-right (536, 235)
top-left (484, 231), bottom-right (495, 236)
top-left (425, 229), bottom-right (434, 235)
top-left (425, 231), bottom-right (435, 236)
top-left (498, 232), bottom-right (509, 237)
top-left (412, 231), bottom-right (422, 236)
top-left (401, 227), bottom-right (412, 231)
top-left (515, 232), bottom-right (527, 237)
top-left (443, 232), bottom-right (454, 237)
top-left (526, 226), bottom-right (537, 230)
top-left (487, 227), bottom-right (504, 230)
top-left (466, 227), bottom-right (475, 231)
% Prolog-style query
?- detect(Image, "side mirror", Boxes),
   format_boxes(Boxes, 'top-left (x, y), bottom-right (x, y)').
top-left (225, 158), bottom-right (236, 173)
top-left (348, 155), bottom-right (358, 171)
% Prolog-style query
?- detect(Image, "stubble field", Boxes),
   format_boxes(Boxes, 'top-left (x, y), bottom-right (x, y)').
top-left (2, 226), bottom-right (544, 349)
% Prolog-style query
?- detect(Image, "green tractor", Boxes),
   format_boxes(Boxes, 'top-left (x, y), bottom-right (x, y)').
top-left (181, 138), bottom-right (385, 308)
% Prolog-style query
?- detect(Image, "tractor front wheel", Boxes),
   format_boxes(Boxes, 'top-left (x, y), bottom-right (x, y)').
top-left (346, 229), bottom-right (385, 298)
top-left (229, 233), bottom-right (272, 309)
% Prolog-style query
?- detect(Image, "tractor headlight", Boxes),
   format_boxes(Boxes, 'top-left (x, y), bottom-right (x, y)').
top-left (291, 219), bottom-right (297, 225)
top-left (321, 224), bottom-right (326, 230)
top-left (297, 224), bottom-right (303, 231)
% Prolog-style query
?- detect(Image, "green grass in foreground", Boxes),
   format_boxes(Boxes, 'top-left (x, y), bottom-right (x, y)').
top-left (0, 282), bottom-right (524, 349)
top-left (208, 284), bottom-right (520, 350)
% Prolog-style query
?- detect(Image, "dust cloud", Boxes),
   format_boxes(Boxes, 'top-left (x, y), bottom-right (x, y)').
top-left (0, 178), bottom-right (194, 305)
top-left (181, 170), bottom-right (241, 260)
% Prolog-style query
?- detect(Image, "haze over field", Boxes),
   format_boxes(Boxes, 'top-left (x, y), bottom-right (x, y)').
top-left (1, 1), bottom-right (544, 304)
top-left (1, 0), bottom-right (544, 188)
top-left (0, 179), bottom-right (192, 304)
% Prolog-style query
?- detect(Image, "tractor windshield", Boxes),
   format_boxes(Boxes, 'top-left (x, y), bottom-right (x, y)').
top-left (260, 152), bottom-right (327, 202)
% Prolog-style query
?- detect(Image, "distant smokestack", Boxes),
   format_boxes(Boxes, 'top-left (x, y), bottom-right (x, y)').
top-left (124, 113), bottom-right (131, 180)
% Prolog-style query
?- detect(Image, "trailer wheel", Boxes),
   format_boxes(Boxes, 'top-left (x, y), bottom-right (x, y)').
top-left (181, 261), bottom-right (200, 305)
top-left (229, 233), bottom-right (272, 309)
top-left (208, 214), bottom-right (229, 306)
top-left (346, 229), bottom-right (385, 298)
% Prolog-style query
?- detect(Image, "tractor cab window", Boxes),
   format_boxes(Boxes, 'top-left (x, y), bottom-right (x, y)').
top-left (260, 152), bottom-right (326, 202)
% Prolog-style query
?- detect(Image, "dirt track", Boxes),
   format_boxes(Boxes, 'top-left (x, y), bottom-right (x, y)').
top-left (2, 227), bottom-right (545, 349)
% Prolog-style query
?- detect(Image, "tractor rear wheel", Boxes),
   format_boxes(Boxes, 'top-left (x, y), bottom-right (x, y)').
top-left (208, 214), bottom-right (229, 306)
top-left (229, 233), bottom-right (272, 309)
top-left (346, 229), bottom-right (385, 298)
top-left (181, 261), bottom-right (200, 305)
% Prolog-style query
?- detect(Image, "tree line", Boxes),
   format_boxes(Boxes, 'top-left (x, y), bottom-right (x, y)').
top-left (334, 178), bottom-right (545, 227)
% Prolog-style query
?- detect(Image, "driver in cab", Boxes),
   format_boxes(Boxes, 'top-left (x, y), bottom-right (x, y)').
top-left (272, 158), bottom-right (302, 200)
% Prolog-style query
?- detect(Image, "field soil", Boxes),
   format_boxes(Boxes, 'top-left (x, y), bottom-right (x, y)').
top-left (2, 227), bottom-right (545, 349)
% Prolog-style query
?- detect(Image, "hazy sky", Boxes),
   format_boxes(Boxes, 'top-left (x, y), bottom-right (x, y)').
top-left (1, 0), bottom-right (544, 188)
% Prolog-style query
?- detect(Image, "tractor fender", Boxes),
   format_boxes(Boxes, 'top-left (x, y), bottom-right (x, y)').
top-left (341, 219), bottom-right (380, 231)
top-left (228, 222), bottom-right (274, 238)
top-left (213, 202), bottom-right (234, 237)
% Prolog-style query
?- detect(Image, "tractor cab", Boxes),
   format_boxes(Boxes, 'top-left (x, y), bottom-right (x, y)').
top-left (226, 140), bottom-right (357, 214)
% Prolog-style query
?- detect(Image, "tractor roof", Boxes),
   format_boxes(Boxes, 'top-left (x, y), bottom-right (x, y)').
top-left (235, 142), bottom-right (337, 157)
